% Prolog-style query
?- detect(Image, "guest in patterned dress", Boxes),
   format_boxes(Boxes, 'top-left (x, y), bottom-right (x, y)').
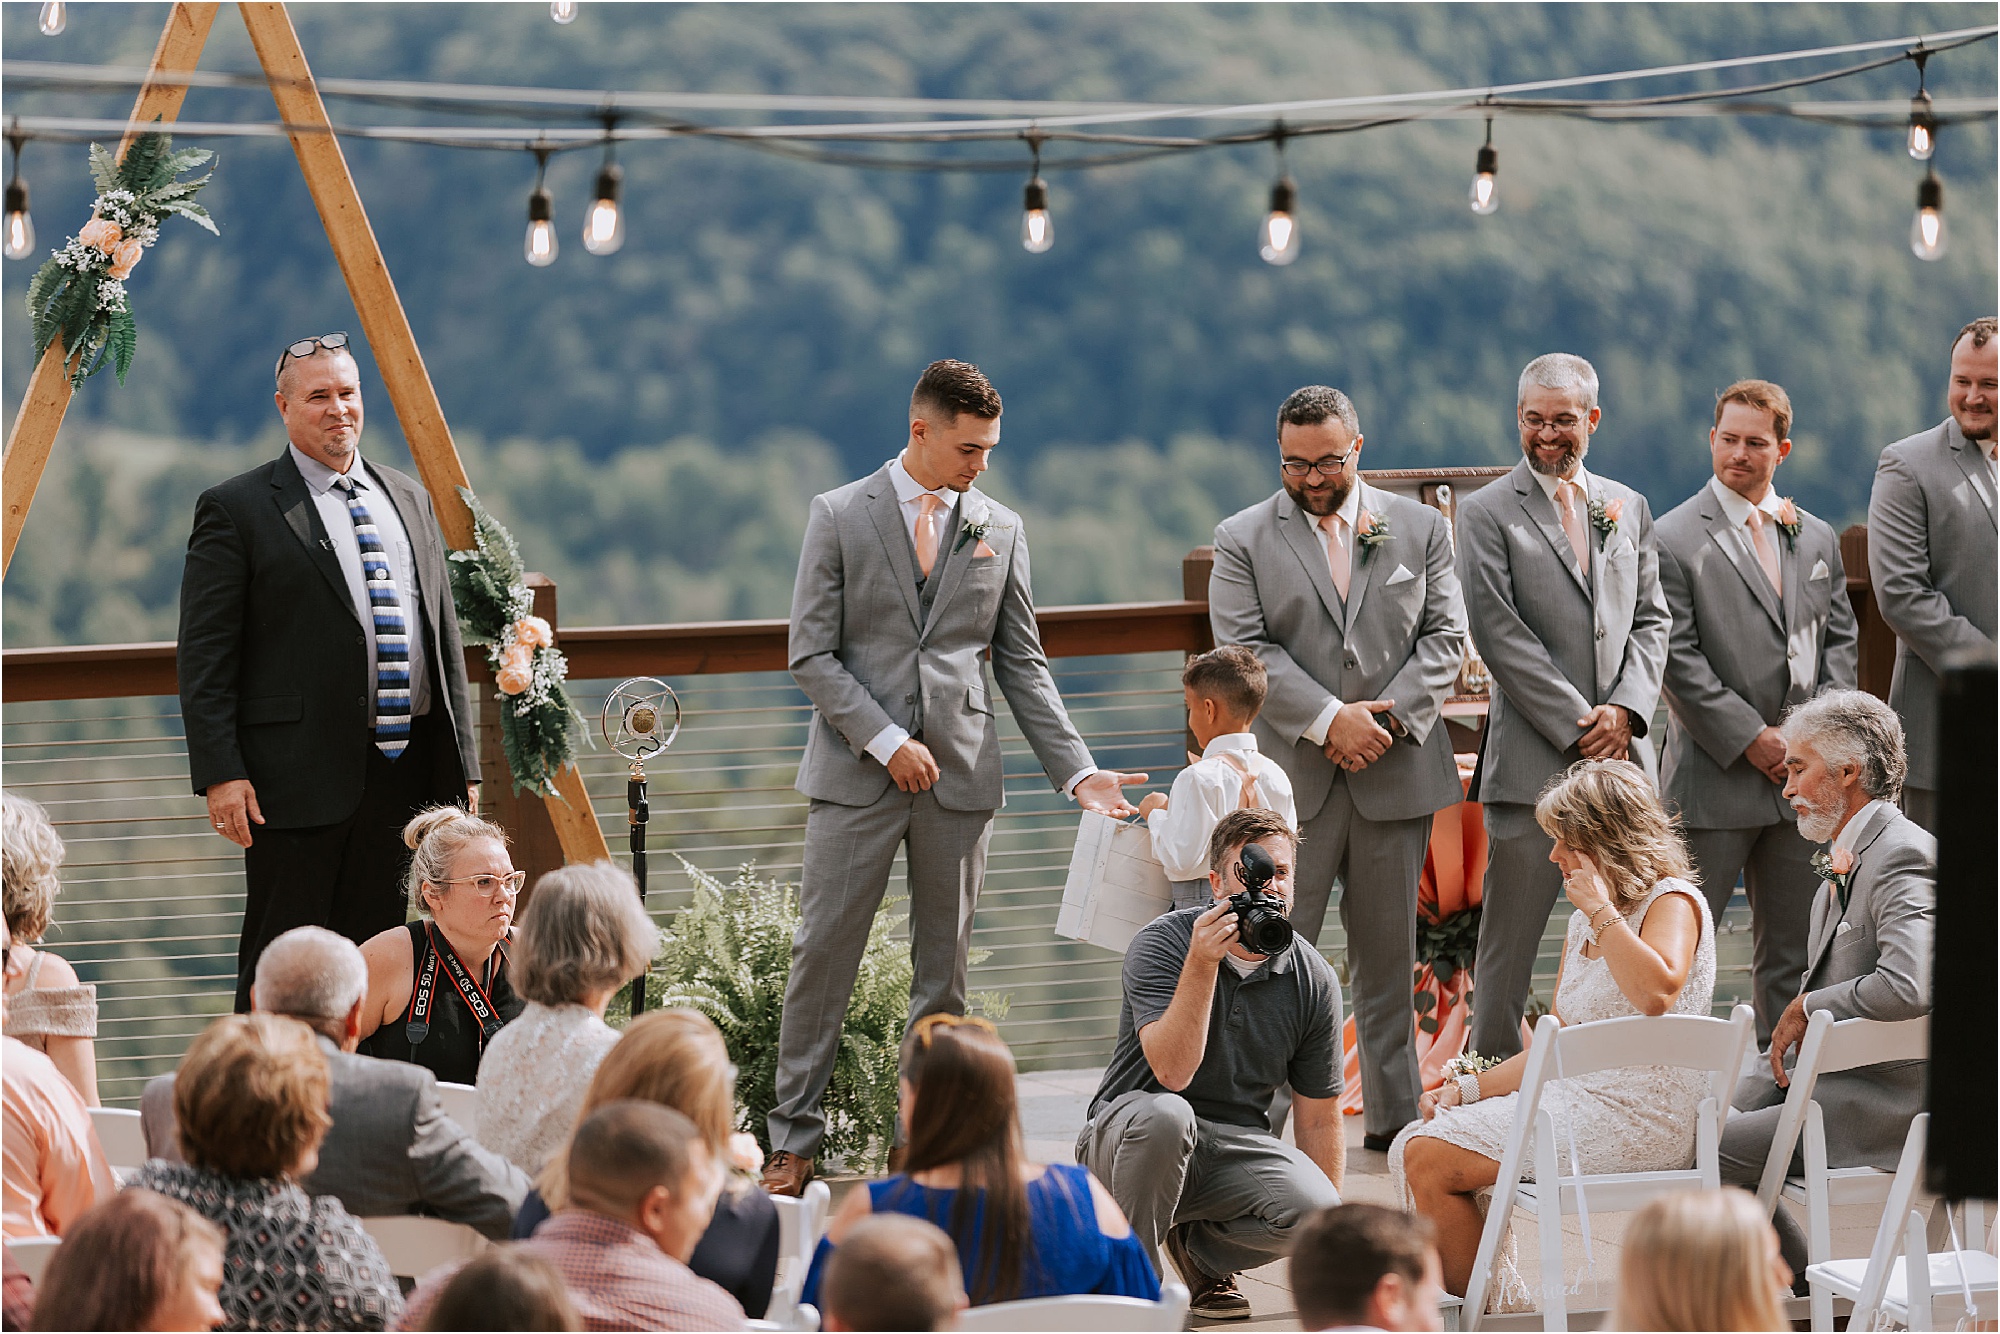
top-left (1392, 759), bottom-right (1716, 1306)
top-left (2, 792), bottom-right (100, 1106)
top-left (474, 861), bottom-right (659, 1175)
top-left (132, 1013), bottom-right (402, 1331)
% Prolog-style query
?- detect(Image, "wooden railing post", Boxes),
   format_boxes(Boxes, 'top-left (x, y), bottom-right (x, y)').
top-left (1842, 524), bottom-right (1896, 702)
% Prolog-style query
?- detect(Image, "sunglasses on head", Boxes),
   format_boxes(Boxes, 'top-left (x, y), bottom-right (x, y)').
top-left (274, 330), bottom-right (350, 381)
top-left (911, 1012), bottom-right (998, 1049)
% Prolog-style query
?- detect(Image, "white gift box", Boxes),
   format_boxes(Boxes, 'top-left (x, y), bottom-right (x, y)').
top-left (1056, 811), bottom-right (1175, 954)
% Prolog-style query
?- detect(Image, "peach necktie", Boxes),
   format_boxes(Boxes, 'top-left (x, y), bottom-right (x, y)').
top-left (914, 493), bottom-right (946, 577)
top-left (1556, 480), bottom-right (1590, 571)
top-left (1319, 513), bottom-right (1352, 599)
top-left (1746, 508), bottom-right (1782, 595)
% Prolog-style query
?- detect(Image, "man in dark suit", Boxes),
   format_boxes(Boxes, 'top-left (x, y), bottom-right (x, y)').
top-left (141, 927), bottom-right (528, 1238)
top-left (1718, 690), bottom-right (1933, 1283)
top-left (178, 333), bottom-right (480, 1010)
top-left (1657, 379), bottom-right (1858, 1043)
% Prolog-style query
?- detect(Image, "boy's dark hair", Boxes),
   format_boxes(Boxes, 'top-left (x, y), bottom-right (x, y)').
top-left (1205, 807), bottom-right (1299, 877)
top-left (910, 359), bottom-right (1002, 423)
top-left (1290, 1204), bottom-right (1435, 1329)
top-left (1182, 645), bottom-right (1268, 721)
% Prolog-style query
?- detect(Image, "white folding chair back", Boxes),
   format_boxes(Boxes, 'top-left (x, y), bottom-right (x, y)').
top-left (1752, 1012), bottom-right (1929, 1328)
top-left (1802, 1114), bottom-right (1996, 1331)
top-left (1463, 1004), bottom-right (1757, 1331)
top-left (5, 1236), bottom-right (62, 1285)
top-left (358, 1215), bottom-right (489, 1281)
top-left (749, 1308), bottom-right (820, 1333)
top-left (88, 1105), bottom-right (147, 1174)
top-left (432, 1081), bottom-right (480, 1127)
top-left (955, 1282), bottom-right (1191, 1331)
top-left (763, 1180), bottom-right (831, 1328)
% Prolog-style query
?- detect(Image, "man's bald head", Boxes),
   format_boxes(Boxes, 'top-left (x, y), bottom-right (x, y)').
top-left (822, 1215), bottom-right (966, 1332)
top-left (253, 926), bottom-right (366, 1046)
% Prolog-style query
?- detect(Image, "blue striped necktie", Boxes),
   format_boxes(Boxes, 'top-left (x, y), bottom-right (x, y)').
top-left (335, 477), bottom-right (412, 759)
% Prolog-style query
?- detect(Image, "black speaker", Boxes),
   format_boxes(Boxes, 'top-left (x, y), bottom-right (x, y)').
top-left (1925, 647), bottom-right (1996, 1201)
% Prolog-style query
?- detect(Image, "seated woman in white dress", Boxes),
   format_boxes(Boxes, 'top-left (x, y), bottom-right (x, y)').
top-left (1392, 759), bottom-right (1716, 1304)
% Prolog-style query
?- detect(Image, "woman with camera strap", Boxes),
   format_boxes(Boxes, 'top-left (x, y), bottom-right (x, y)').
top-left (356, 807), bottom-right (525, 1086)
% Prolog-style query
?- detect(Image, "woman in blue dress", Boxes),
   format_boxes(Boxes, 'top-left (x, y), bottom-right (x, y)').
top-left (802, 1013), bottom-right (1159, 1308)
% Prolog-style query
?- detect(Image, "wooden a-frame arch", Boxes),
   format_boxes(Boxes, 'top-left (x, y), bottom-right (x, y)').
top-left (0, 2), bottom-right (611, 863)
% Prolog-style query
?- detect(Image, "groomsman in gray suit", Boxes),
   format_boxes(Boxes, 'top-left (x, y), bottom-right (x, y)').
top-left (1456, 353), bottom-right (1671, 1059)
top-left (1657, 379), bottom-right (1858, 1042)
top-left (1720, 690), bottom-right (1934, 1284)
top-left (1209, 385), bottom-right (1466, 1148)
top-left (1867, 316), bottom-right (1997, 831)
top-left (764, 360), bottom-right (1143, 1194)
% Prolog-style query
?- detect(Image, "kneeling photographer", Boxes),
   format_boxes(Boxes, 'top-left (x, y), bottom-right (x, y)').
top-left (1077, 808), bottom-right (1345, 1321)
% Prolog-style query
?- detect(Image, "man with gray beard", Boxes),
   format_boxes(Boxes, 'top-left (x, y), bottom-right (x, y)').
top-left (1717, 689), bottom-right (1934, 1287)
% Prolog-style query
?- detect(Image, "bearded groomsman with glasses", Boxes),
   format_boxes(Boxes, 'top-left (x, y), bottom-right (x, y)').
top-left (179, 333), bottom-right (481, 1012)
top-left (1455, 353), bottom-right (1671, 1058)
top-left (1208, 385), bottom-right (1467, 1150)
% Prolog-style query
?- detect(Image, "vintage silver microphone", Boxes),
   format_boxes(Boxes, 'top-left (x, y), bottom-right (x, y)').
top-left (600, 677), bottom-right (682, 1017)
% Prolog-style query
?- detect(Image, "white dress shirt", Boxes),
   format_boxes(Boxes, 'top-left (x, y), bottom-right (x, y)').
top-left (1831, 798), bottom-right (1890, 862)
top-left (1145, 733), bottom-right (1297, 880)
top-left (290, 444), bottom-right (431, 722)
top-left (862, 453), bottom-right (1095, 797)
top-left (1301, 484), bottom-right (1364, 746)
top-left (1706, 473), bottom-right (1788, 533)
top-left (1530, 459), bottom-right (1596, 506)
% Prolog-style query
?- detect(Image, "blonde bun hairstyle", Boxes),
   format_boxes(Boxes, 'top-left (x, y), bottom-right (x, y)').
top-left (402, 806), bottom-right (511, 916)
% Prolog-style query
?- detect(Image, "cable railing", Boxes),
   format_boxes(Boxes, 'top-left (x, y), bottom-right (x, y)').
top-left (10, 515), bottom-right (1884, 1105)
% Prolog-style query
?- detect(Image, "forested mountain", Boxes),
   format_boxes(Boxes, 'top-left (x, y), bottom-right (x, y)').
top-left (2, 3), bottom-right (1993, 644)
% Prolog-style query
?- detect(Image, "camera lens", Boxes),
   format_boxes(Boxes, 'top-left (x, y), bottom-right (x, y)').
top-left (1243, 910), bottom-right (1295, 955)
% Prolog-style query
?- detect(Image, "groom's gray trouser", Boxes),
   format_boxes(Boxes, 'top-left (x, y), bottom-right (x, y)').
top-left (767, 788), bottom-right (993, 1159)
top-left (1078, 1091), bottom-right (1339, 1280)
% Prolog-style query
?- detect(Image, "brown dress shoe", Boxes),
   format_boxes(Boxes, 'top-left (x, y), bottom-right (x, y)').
top-left (760, 1149), bottom-right (815, 1196)
top-left (1165, 1224), bottom-right (1251, 1321)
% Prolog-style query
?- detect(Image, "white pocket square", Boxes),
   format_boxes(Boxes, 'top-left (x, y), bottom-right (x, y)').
top-left (1385, 563), bottom-right (1417, 586)
top-left (1835, 920), bottom-right (1853, 935)
top-left (1809, 559), bottom-right (1830, 581)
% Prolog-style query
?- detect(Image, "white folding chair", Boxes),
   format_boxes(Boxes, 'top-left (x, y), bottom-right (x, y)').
top-left (1754, 1011), bottom-right (1930, 1331)
top-left (432, 1081), bottom-right (480, 1127)
top-left (763, 1180), bottom-right (831, 1329)
top-left (5, 1236), bottom-right (62, 1285)
top-left (88, 1105), bottom-right (147, 1175)
top-left (748, 1308), bottom-right (819, 1333)
top-left (358, 1215), bottom-right (489, 1281)
top-left (955, 1281), bottom-right (1191, 1331)
top-left (1805, 1115), bottom-right (1999, 1331)
top-left (1463, 1004), bottom-right (1757, 1331)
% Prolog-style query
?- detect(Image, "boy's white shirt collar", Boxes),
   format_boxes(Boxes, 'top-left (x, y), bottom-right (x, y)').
top-left (1200, 732), bottom-right (1261, 759)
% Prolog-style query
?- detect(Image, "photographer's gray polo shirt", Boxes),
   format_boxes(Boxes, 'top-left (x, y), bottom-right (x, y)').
top-left (1087, 904), bottom-right (1344, 1130)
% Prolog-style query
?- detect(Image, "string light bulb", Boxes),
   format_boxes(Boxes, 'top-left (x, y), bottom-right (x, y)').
top-left (1910, 169), bottom-right (1946, 262)
top-left (549, 0), bottom-right (578, 23)
top-left (583, 124), bottom-right (624, 255)
top-left (524, 149), bottom-right (557, 267)
top-left (1258, 127), bottom-right (1298, 266)
top-left (37, 2), bottom-right (64, 35)
top-left (1019, 139), bottom-right (1052, 254)
top-left (1469, 118), bottom-right (1499, 215)
top-left (1906, 50), bottom-right (1935, 161)
top-left (4, 131), bottom-right (32, 261)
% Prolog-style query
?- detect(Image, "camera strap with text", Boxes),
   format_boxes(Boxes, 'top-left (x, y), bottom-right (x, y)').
top-left (405, 920), bottom-right (508, 1050)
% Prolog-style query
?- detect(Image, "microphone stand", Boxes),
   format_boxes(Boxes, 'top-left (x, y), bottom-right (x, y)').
top-left (627, 757), bottom-right (650, 1018)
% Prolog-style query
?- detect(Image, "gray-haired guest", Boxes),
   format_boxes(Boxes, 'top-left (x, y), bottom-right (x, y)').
top-left (475, 861), bottom-right (661, 1175)
top-left (140, 925), bottom-right (529, 1239)
top-left (1718, 689), bottom-right (1934, 1287)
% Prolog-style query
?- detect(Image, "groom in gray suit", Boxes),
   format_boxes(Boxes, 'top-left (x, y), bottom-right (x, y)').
top-left (1456, 353), bottom-right (1670, 1058)
top-left (1657, 379), bottom-right (1858, 1043)
top-left (1868, 316), bottom-right (1997, 831)
top-left (764, 360), bottom-right (1142, 1193)
top-left (1209, 385), bottom-right (1466, 1146)
top-left (1719, 690), bottom-right (1934, 1283)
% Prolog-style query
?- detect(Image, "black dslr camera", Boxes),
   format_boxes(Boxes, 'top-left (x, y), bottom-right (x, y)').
top-left (1228, 842), bottom-right (1295, 956)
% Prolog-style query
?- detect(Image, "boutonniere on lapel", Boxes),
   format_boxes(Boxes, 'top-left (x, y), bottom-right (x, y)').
top-left (1585, 496), bottom-right (1623, 548)
top-left (1355, 510), bottom-right (1392, 563)
top-left (1773, 497), bottom-right (1802, 551)
top-left (1811, 845), bottom-right (1855, 913)
top-left (952, 499), bottom-right (1008, 558)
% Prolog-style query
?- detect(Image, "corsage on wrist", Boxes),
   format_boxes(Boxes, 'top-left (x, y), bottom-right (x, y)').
top-left (1439, 1050), bottom-right (1505, 1109)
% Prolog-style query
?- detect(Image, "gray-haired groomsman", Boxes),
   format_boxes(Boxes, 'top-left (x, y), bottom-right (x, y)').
top-left (1656, 378), bottom-right (1858, 1043)
top-left (1455, 353), bottom-right (1671, 1059)
top-left (762, 359), bottom-right (1144, 1195)
top-left (1867, 316), bottom-right (1998, 831)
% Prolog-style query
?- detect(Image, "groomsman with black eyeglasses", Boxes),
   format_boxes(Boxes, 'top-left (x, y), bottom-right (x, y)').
top-left (179, 332), bottom-right (481, 1011)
